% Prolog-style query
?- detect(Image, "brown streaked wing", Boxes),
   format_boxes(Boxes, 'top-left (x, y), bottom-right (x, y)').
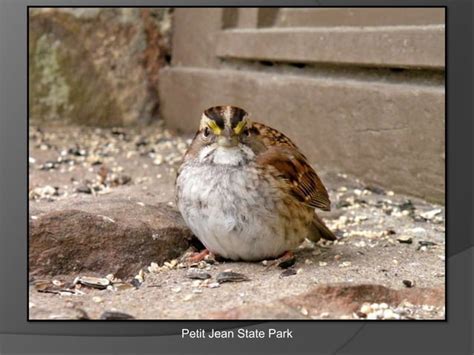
top-left (250, 122), bottom-right (299, 150)
top-left (255, 144), bottom-right (331, 211)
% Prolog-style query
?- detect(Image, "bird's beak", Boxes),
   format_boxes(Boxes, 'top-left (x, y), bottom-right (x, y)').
top-left (217, 127), bottom-right (238, 147)
top-left (217, 135), bottom-right (238, 147)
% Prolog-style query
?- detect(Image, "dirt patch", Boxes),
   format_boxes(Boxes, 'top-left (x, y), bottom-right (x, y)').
top-left (28, 123), bottom-right (445, 320)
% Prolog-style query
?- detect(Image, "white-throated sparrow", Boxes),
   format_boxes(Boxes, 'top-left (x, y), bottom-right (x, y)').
top-left (176, 105), bottom-right (335, 261)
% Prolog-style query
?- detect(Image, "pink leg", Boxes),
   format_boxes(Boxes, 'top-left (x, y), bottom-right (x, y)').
top-left (266, 251), bottom-right (296, 269)
top-left (187, 249), bottom-right (211, 263)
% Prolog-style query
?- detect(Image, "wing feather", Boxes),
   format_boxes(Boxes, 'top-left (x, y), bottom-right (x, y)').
top-left (251, 122), bottom-right (331, 211)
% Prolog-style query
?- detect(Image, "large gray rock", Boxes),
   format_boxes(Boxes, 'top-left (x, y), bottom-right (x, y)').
top-left (28, 8), bottom-right (171, 126)
top-left (29, 198), bottom-right (196, 279)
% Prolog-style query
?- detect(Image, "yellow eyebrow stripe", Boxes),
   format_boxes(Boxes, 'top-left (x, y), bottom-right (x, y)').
top-left (207, 120), bottom-right (222, 135)
top-left (233, 120), bottom-right (247, 135)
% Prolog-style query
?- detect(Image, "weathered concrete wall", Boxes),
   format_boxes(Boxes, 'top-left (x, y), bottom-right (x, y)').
top-left (29, 8), bottom-right (172, 126)
top-left (159, 8), bottom-right (445, 203)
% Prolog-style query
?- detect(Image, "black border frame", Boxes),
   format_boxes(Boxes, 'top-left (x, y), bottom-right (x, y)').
top-left (0, 1), bottom-right (471, 354)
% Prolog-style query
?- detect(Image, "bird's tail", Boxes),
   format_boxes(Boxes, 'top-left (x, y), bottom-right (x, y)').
top-left (308, 213), bottom-right (337, 242)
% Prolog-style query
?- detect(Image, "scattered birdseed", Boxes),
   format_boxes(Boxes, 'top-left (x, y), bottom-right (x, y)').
top-left (74, 276), bottom-right (110, 289)
top-left (191, 280), bottom-right (202, 287)
top-left (418, 241), bottom-right (437, 248)
top-left (183, 294), bottom-right (193, 301)
top-left (397, 235), bottom-right (413, 244)
top-left (382, 309), bottom-right (400, 319)
top-left (52, 279), bottom-right (64, 287)
top-left (280, 269), bottom-right (297, 278)
top-left (148, 262), bottom-right (161, 273)
top-left (130, 278), bottom-right (142, 289)
top-left (339, 261), bottom-right (352, 268)
top-left (216, 272), bottom-right (250, 284)
top-left (186, 270), bottom-right (211, 280)
top-left (360, 303), bottom-right (372, 314)
top-left (29, 185), bottom-right (59, 200)
top-left (420, 209), bottom-right (442, 220)
top-left (164, 259), bottom-right (178, 269)
top-left (136, 269), bottom-right (145, 282)
top-left (100, 311), bottom-right (135, 320)
top-left (403, 280), bottom-right (415, 288)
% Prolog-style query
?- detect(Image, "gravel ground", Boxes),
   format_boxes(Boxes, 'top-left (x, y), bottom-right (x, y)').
top-left (28, 123), bottom-right (446, 320)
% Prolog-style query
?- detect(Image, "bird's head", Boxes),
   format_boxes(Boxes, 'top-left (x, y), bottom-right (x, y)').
top-left (198, 105), bottom-right (251, 148)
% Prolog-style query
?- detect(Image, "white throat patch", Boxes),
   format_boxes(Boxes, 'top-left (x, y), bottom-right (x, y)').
top-left (198, 144), bottom-right (255, 166)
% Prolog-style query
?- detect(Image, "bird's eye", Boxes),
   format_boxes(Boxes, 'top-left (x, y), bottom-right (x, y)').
top-left (203, 127), bottom-right (210, 138)
top-left (243, 128), bottom-right (250, 137)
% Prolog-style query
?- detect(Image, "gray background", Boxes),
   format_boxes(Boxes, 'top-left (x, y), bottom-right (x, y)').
top-left (1, 0), bottom-right (472, 354)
